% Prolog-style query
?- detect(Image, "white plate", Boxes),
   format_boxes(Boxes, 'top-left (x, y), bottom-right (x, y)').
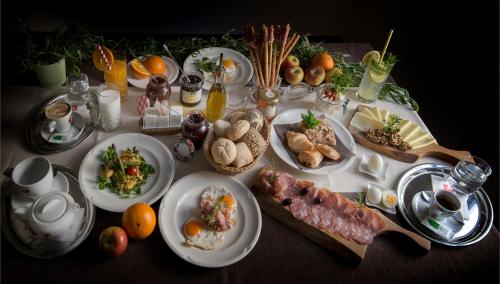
top-left (158, 171), bottom-right (261, 268)
top-left (270, 108), bottom-right (356, 175)
top-left (365, 183), bottom-right (397, 214)
top-left (127, 56), bottom-right (179, 89)
top-left (78, 133), bottom-right (175, 212)
top-left (183, 47), bottom-right (253, 91)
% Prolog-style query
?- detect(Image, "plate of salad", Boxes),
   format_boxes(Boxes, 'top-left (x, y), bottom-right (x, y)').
top-left (79, 133), bottom-right (175, 212)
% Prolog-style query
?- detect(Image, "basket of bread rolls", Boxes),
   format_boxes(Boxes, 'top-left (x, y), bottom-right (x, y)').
top-left (203, 109), bottom-right (270, 175)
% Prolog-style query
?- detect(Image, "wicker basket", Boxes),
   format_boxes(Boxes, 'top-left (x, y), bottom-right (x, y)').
top-left (203, 112), bottom-right (270, 175)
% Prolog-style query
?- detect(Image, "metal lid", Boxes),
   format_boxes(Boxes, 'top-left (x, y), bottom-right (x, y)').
top-left (33, 193), bottom-right (68, 223)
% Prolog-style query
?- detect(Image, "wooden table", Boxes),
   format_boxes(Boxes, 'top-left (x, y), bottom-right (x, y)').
top-left (1, 43), bottom-right (498, 284)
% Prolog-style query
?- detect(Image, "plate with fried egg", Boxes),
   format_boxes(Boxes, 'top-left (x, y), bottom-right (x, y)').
top-left (183, 47), bottom-right (253, 91)
top-left (158, 171), bottom-right (262, 268)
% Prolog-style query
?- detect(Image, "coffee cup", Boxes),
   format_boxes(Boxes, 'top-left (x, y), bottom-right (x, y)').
top-left (428, 190), bottom-right (461, 220)
top-left (45, 101), bottom-right (72, 133)
top-left (11, 157), bottom-right (53, 198)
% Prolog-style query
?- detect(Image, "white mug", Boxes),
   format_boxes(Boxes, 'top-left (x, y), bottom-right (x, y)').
top-left (11, 156), bottom-right (53, 198)
top-left (45, 101), bottom-right (73, 133)
top-left (428, 190), bottom-right (461, 220)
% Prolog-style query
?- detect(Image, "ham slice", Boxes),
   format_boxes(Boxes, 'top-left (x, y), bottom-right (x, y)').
top-left (254, 167), bottom-right (385, 245)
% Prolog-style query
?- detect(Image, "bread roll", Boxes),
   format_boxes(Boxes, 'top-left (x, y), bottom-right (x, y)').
top-left (211, 138), bottom-right (237, 165)
top-left (214, 120), bottom-right (231, 138)
top-left (316, 144), bottom-right (341, 160)
top-left (246, 109), bottom-right (264, 131)
top-left (286, 131), bottom-right (315, 153)
top-left (227, 112), bottom-right (246, 124)
top-left (227, 120), bottom-right (250, 141)
top-left (238, 127), bottom-right (265, 157)
top-left (231, 142), bottom-right (254, 168)
top-left (298, 150), bottom-right (324, 168)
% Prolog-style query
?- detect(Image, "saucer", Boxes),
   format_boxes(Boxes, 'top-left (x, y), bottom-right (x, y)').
top-left (10, 172), bottom-right (69, 213)
top-left (40, 113), bottom-right (85, 144)
top-left (411, 191), bottom-right (464, 238)
top-left (358, 153), bottom-right (388, 180)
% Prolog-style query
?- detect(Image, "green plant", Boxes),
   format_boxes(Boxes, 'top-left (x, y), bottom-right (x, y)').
top-left (15, 20), bottom-right (101, 74)
top-left (291, 34), bottom-right (325, 67)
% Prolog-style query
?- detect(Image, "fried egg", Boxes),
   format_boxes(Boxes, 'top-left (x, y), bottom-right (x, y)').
top-left (222, 58), bottom-right (237, 76)
top-left (183, 217), bottom-right (224, 250)
top-left (200, 186), bottom-right (237, 231)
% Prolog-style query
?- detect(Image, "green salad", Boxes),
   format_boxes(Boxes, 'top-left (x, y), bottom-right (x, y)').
top-left (98, 145), bottom-right (155, 197)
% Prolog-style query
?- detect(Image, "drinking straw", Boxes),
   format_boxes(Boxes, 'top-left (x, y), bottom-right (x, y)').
top-left (97, 44), bottom-right (112, 71)
top-left (379, 29), bottom-right (394, 63)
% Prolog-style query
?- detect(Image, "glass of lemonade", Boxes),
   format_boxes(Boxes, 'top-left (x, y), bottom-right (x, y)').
top-left (104, 51), bottom-right (128, 102)
top-left (356, 57), bottom-right (395, 103)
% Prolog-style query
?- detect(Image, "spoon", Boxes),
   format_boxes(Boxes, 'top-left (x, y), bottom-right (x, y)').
top-left (162, 43), bottom-right (191, 84)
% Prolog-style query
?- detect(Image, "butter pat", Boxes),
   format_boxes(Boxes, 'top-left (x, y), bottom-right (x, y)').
top-left (169, 106), bottom-right (184, 128)
top-left (421, 216), bottom-right (455, 240)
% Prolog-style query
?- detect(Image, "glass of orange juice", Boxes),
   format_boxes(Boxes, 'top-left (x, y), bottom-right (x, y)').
top-left (104, 51), bottom-right (128, 102)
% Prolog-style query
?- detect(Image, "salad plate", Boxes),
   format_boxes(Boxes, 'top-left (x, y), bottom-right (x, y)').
top-left (158, 171), bottom-right (262, 268)
top-left (79, 133), bottom-right (175, 212)
top-left (127, 56), bottom-right (179, 89)
top-left (270, 108), bottom-right (356, 175)
top-left (183, 47), bottom-right (253, 91)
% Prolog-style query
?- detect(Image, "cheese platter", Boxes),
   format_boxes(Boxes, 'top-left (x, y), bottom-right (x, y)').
top-left (348, 105), bottom-right (471, 163)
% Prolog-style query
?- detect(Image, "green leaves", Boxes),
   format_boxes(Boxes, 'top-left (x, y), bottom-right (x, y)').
top-left (291, 34), bottom-right (325, 67)
top-left (195, 57), bottom-right (218, 73)
top-left (301, 110), bottom-right (321, 129)
top-left (383, 114), bottom-right (402, 132)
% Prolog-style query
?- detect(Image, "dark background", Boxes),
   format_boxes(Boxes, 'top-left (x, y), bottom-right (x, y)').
top-left (2, 0), bottom-right (499, 225)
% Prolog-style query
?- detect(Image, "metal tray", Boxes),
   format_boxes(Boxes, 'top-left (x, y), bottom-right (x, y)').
top-left (397, 163), bottom-right (493, 246)
top-left (1, 165), bottom-right (95, 259)
top-left (25, 93), bottom-right (95, 154)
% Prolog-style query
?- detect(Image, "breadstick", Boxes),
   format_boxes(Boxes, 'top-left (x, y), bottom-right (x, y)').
top-left (263, 26), bottom-right (269, 87)
top-left (281, 33), bottom-right (300, 65)
top-left (249, 49), bottom-right (263, 86)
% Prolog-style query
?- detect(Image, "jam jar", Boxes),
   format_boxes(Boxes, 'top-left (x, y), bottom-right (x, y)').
top-left (146, 75), bottom-right (171, 105)
top-left (180, 71), bottom-right (204, 107)
top-left (181, 111), bottom-right (209, 150)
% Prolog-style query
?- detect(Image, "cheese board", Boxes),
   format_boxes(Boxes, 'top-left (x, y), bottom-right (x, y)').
top-left (348, 105), bottom-right (471, 163)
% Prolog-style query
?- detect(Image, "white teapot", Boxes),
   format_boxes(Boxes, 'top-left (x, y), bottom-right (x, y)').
top-left (14, 191), bottom-right (84, 250)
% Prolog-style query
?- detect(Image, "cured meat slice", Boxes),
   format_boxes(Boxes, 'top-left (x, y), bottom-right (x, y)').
top-left (304, 206), bottom-right (322, 226)
top-left (289, 198), bottom-right (310, 221)
top-left (318, 207), bottom-right (335, 230)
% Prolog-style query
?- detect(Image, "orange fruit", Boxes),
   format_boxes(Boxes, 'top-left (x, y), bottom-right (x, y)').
top-left (131, 59), bottom-right (151, 79)
top-left (311, 52), bottom-right (335, 71)
top-left (143, 56), bottom-right (167, 75)
top-left (122, 203), bottom-right (156, 239)
top-left (92, 46), bottom-right (114, 72)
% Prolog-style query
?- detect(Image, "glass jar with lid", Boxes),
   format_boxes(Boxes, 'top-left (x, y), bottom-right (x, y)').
top-left (146, 74), bottom-right (171, 105)
top-left (180, 71), bottom-right (204, 107)
top-left (181, 111), bottom-right (209, 150)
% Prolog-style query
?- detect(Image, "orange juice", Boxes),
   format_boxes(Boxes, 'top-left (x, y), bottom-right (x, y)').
top-left (104, 60), bottom-right (128, 101)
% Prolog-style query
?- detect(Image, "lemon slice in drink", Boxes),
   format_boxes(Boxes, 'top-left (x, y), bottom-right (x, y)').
top-left (362, 50), bottom-right (380, 65)
top-left (369, 69), bottom-right (387, 83)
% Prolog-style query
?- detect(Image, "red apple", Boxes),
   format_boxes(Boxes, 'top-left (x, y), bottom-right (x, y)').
top-left (281, 55), bottom-right (300, 71)
top-left (284, 66), bottom-right (304, 85)
top-left (99, 226), bottom-right (128, 257)
top-left (304, 66), bottom-right (326, 86)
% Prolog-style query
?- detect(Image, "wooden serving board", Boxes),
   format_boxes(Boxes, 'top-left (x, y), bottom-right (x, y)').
top-left (253, 189), bottom-right (431, 262)
top-left (348, 105), bottom-right (471, 163)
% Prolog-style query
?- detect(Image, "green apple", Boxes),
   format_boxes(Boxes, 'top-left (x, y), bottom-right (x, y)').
top-left (304, 66), bottom-right (326, 86)
top-left (284, 66), bottom-right (304, 85)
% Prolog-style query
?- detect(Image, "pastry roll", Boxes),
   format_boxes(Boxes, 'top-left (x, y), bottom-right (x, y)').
top-left (286, 131), bottom-right (315, 153)
top-left (298, 150), bottom-right (324, 168)
top-left (316, 144), bottom-right (341, 160)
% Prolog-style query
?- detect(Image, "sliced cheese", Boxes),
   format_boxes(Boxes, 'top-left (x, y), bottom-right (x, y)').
top-left (380, 109), bottom-right (390, 122)
top-left (350, 112), bottom-right (384, 131)
top-left (370, 107), bottom-right (382, 121)
top-left (407, 130), bottom-right (431, 145)
top-left (402, 125), bottom-right (422, 142)
top-left (411, 136), bottom-right (436, 149)
top-left (399, 123), bottom-right (420, 140)
top-left (398, 119), bottom-right (412, 133)
top-left (360, 107), bottom-right (378, 120)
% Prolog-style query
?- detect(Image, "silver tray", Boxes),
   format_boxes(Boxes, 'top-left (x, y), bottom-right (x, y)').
top-left (25, 93), bottom-right (95, 154)
top-left (397, 163), bottom-right (493, 246)
top-left (1, 164), bottom-right (96, 259)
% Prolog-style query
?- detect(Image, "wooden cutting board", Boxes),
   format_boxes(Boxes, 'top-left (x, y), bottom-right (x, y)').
top-left (348, 105), bottom-right (471, 163)
top-left (253, 189), bottom-right (431, 262)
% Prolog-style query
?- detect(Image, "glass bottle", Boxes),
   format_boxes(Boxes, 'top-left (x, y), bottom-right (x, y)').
top-left (205, 54), bottom-right (226, 122)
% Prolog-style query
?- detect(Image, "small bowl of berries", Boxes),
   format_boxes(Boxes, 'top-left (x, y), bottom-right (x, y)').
top-left (313, 83), bottom-right (349, 117)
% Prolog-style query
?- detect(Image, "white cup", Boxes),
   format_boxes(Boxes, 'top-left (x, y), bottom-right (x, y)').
top-left (11, 156), bottom-right (53, 198)
top-left (45, 101), bottom-right (73, 133)
top-left (428, 190), bottom-right (461, 220)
